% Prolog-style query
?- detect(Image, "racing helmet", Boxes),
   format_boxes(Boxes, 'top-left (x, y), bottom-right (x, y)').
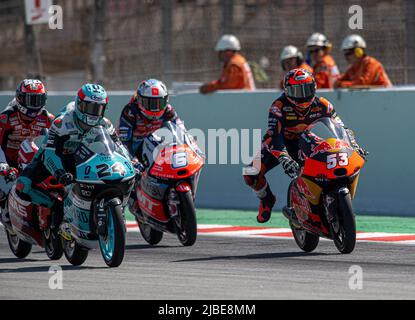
top-left (75, 84), bottom-right (108, 127)
top-left (136, 79), bottom-right (169, 120)
top-left (284, 68), bottom-right (317, 110)
top-left (15, 79), bottom-right (47, 118)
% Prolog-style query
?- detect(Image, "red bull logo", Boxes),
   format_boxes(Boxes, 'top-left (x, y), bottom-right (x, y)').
top-left (310, 139), bottom-right (351, 157)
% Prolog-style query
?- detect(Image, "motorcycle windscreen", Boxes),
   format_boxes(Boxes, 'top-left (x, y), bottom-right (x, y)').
top-left (299, 117), bottom-right (352, 158)
top-left (149, 121), bottom-right (204, 163)
top-left (308, 117), bottom-right (351, 142)
top-left (82, 126), bottom-right (116, 156)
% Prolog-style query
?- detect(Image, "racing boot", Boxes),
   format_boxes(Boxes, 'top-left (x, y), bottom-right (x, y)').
top-left (256, 184), bottom-right (276, 223)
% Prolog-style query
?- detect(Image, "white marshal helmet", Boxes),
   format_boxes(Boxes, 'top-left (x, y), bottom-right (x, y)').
top-left (215, 34), bottom-right (241, 52)
top-left (280, 46), bottom-right (303, 62)
top-left (306, 32), bottom-right (330, 48)
top-left (341, 34), bottom-right (367, 51)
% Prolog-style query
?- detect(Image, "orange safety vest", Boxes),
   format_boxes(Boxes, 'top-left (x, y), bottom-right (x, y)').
top-left (313, 55), bottom-right (340, 89)
top-left (335, 55), bottom-right (392, 88)
top-left (205, 53), bottom-right (256, 92)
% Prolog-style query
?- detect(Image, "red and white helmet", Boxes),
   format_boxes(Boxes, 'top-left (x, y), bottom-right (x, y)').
top-left (136, 79), bottom-right (169, 120)
top-left (15, 79), bottom-right (47, 118)
top-left (284, 69), bottom-right (317, 110)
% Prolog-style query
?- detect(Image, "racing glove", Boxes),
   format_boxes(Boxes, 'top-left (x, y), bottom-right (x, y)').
top-left (279, 155), bottom-right (300, 179)
top-left (0, 163), bottom-right (18, 182)
top-left (56, 170), bottom-right (74, 186)
top-left (131, 159), bottom-right (145, 181)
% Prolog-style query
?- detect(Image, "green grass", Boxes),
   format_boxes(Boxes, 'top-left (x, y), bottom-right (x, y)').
top-left (126, 208), bottom-right (415, 234)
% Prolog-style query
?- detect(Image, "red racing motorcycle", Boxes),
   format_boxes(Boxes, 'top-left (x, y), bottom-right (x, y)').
top-left (2, 137), bottom-right (65, 260)
top-left (131, 121), bottom-right (204, 246)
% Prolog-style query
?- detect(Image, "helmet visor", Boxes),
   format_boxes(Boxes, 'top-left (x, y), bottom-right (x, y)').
top-left (23, 93), bottom-right (47, 110)
top-left (286, 83), bottom-right (315, 99)
top-left (79, 101), bottom-right (107, 117)
top-left (139, 96), bottom-right (168, 112)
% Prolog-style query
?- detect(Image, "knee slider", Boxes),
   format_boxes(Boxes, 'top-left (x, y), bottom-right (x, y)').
top-left (16, 176), bottom-right (32, 194)
top-left (243, 166), bottom-right (260, 188)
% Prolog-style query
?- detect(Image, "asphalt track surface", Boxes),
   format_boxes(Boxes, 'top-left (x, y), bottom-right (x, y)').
top-left (0, 229), bottom-right (414, 300)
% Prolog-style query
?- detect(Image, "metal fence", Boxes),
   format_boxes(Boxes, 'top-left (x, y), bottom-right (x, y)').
top-left (0, 0), bottom-right (414, 91)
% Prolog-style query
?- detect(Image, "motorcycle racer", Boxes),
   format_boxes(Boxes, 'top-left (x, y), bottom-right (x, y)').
top-left (15, 84), bottom-right (131, 216)
top-left (243, 68), bottom-right (366, 223)
top-left (118, 79), bottom-right (185, 210)
top-left (0, 79), bottom-right (53, 224)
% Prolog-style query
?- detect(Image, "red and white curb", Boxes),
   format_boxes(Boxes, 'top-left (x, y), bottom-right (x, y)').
top-left (126, 222), bottom-right (415, 245)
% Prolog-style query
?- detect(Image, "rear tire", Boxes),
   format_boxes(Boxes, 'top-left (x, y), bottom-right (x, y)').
top-left (287, 181), bottom-right (319, 253)
top-left (98, 204), bottom-right (125, 268)
top-left (290, 223), bottom-right (320, 252)
top-left (6, 229), bottom-right (32, 259)
top-left (137, 219), bottom-right (163, 245)
top-left (64, 239), bottom-right (89, 266)
top-left (176, 191), bottom-right (197, 246)
top-left (43, 228), bottom-right (63, 260)
top-left (331, 191), bottom-right (356, 254)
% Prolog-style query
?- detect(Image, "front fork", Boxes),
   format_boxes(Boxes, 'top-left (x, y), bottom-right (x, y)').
top-left (323, 187), bottom-right (350, 225)
top-left (95, 197), bottom-right (123, 238)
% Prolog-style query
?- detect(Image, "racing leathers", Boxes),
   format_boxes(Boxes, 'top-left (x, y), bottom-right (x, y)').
top-left (118, 98), bottom-right (184, 211)
top-left (16, 102), bottom-right (129, 210)
top-left (243, 93), bottom-right (362, 221)
top-left (0, 99), bottom-right (54, 207)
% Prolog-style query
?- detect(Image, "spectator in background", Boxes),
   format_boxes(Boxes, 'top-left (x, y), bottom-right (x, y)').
top-left (334, 34), bottom-right (392, 88)
top-left (306, 33), bottom-right (339, 89)
top-left (279, 45), bottom-right (313, 89)
top-left (199, 35), bottom-right (256, 94)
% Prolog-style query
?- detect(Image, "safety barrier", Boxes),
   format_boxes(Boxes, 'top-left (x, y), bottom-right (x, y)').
top-left (1, 87), bottom-right (414, 216)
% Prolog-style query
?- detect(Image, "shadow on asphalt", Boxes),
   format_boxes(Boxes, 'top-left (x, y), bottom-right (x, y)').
top-left (0, 257), bottom-right (51, 264)
top-left (0, 264), bottom-right (107, 274)
top-left (171, 251), bottom-right (336, 263)
top-left (125, 244), bottom-right (182, 250)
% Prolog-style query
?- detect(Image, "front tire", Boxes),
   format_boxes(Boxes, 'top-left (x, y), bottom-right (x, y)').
top-left (6, 229), bottom-right (32, 259)
top-left (137, 220), bottom-right (163, 245)
top-left (176, 191), bottom-right (197, 246)
top-left (331, 191), bottom-right (356, 254)
top-left (98, 203), bottom-right (125, 268)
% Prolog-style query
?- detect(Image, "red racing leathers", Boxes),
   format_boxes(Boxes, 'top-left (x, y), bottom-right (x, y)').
top-left (0, 99), bottom-right (54, 168)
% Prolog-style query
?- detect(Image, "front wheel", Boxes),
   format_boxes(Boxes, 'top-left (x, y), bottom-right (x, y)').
top-left (137, 219), bottom-right (163, 245)
top-left (176, 191), bottom-right (197, 246)
top-left (98, 203), bottom-right (125, 268)
top-left (330, 191), bottom-right (356, 254)
top-left (6, 229), bottom-right (32, 259)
